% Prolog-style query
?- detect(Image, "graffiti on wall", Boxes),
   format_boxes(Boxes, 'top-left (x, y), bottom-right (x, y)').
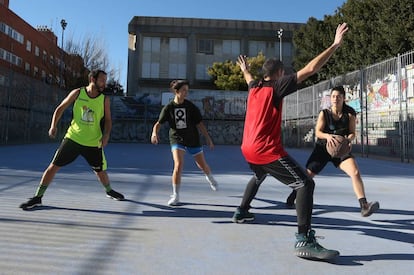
top-left (319, 65), bottom-right (414, 114)
top-left (110, 89), bottom-right (247, 143)
top-left (112, 89), bottom-right (247, 121)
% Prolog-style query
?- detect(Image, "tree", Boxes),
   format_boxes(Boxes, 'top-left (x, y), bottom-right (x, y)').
top-left (64, 33), bottom-right (121, 89)
top-left (103, 79), bottom-right (124, 96)
top-left (293, 0), bottom-right (414, 86)
top-left (292, 17), bottom-right (335, 87)
top-left (66, 34), bottom-right (110, 72)
top-left (207, 52), bottom-right (266, 90)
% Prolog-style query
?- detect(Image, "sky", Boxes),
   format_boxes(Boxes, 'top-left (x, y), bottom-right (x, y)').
top-left (9, 0), bottom-right (346, 88)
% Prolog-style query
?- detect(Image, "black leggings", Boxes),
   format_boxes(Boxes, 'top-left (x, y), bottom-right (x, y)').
top-left (239, 155), bottom-right (315, 233)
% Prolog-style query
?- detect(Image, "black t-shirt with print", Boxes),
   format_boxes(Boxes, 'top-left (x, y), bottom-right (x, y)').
top-left (158, 99), bottom-right (203, 147)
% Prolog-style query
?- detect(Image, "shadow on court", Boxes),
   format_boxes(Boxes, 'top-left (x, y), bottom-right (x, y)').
top-left (0, 143), bottom-right (413, 274)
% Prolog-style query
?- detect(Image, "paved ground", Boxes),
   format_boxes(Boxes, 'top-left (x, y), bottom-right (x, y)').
top-left (0, 143), bottom-right (413, 275)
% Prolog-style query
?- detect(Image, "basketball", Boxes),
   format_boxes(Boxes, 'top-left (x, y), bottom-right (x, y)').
top-left (326, 135), bottom-right (350, 158)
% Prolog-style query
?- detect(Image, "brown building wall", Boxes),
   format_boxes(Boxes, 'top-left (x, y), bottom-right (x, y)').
top-left (0, 2), bottom-right (85, 87)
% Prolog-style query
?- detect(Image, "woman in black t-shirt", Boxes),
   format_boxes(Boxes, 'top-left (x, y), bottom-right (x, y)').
top-left (286, 86), bottom-right (379, 217)
top-left (151, 80), bottom-right (218, 206)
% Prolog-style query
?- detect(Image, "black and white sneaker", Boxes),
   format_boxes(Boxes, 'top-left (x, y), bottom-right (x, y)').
top-left (19, 196), bottom-right (42, 210)
top-left (295, 230), bottom-right (340, 260)
top-left (106, 189), bottom-right (125, 201)
top-left (361, 201), bottom-right (380, 217)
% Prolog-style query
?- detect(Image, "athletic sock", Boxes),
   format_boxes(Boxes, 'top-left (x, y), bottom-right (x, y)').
top-left (172, 183), bottom-right (179, 195)
top-left (103, 184), bottom-right (112, 192)
top-left (34, 184), bottom-right (48, 197)
top-left (359, 197), bottom-right (368, 208)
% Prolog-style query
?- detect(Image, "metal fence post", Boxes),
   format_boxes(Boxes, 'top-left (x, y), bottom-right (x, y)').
top-left (397, 53), bottom-right (406, 162)
top-left (359, 68), bottom-right (366, 157)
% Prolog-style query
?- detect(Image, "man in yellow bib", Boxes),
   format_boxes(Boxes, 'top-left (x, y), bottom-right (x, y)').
top-left (20, 70), bottom-right (124, 210)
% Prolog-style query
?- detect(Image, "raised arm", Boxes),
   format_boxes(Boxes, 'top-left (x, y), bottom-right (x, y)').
top-left (297, 23), bottom-right (348, 83)
top-left (237, 55), bottom-right (254, 85)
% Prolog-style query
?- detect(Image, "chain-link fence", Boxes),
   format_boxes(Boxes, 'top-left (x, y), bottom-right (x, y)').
top-left (0, 67), bottom-right (69, 145)
top-left (283, 50), bottom-right (414, 162)
top-left (2, 50), bottom-right (414, 163)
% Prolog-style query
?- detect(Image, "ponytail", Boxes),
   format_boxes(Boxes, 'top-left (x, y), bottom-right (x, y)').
top-left (343, 103), bottom-right (356, 116)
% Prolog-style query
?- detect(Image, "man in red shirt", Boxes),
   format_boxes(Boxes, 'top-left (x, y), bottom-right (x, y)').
top-left (232, 23), bottom-right (348, 261)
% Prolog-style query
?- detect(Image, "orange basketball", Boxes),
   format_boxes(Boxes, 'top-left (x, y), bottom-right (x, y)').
top-left (326, 135), bottom-right (350, 158)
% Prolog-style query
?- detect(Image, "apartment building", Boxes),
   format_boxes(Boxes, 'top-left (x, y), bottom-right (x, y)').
top-left (0, 0), bottom-right (85, 87)
top-left (127, 16), bottom-right (304, 96)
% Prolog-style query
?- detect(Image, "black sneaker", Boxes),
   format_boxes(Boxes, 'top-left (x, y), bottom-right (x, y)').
top-left (106, 189), bottom-right (125, 201)
top-left (232, 207), bottom-right (255, 223)
top-left (361, 201), bottom-right (380, 217)
top-left (19, 196), bottom-right (42, 210)
top-left (286, 190), bottom-right (296, 208)
top-left (295, 230), bottom-right (340, 260)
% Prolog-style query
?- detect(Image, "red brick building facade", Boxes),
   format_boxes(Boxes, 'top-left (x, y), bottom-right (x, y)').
top-left (0, 0), bottom-right (86, 87)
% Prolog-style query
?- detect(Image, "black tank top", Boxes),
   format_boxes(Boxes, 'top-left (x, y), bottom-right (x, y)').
top-left (322, 108), bottom-right (351, 136)
top-left (316, 106), bottom-right (355, 145)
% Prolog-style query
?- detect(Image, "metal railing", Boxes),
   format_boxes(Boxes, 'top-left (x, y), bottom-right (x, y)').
top-left (283, 50), bottom-right (414, 162)
top-left (2, 49), bottom-right (414, 163)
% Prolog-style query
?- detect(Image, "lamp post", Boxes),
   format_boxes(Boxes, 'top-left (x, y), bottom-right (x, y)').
top-left (60, 19), bottom-right (67, 87)
top-left (277, 28), bottom-right (283, 61)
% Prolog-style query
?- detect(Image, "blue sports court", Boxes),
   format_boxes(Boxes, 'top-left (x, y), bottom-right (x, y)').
top-left (0, 143), bottom-right (413, 274)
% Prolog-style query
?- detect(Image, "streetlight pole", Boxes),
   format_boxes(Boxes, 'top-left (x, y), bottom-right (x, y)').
top-left (277, 28), bottom-right (283, 61)
top-left (60, 19), bottom-right (67, 87)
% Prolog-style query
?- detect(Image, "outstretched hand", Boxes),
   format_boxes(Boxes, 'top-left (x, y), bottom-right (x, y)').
top-left (237, 55), bottom-right (249, 73)
top-left (333, 23), bottom-right (348, 48)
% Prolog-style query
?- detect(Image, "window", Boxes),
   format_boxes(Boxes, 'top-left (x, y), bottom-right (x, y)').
top-left (26, 40), bottom-right (31, 52)
top-left (0, 22), bottom-right (24, 44)
top-left (14, 31), bottom-right (24, 44)
top-left (248, 41), bottom-right (266, 56)
top-left (142, 62), bottom-right (159, 78)
top-left (0, 47), bottom-right (22, 66)
top-left (196, 64), bottom-right (210, 80)
top-left (16, 57), bottom-right (22, 67)
top-left (169, 38), bottom-right (187, 54)
top-left (0, 22), bottom-right (5, 33)
top-left (43, 50), bottom-right (47, 62)
top-left (33, 66), bottom-right (38, 77)
top-left (143, 37), bottom-right (160, 52)
top-left (168, 64), bottom-right (186, 79)
top-left (141, 37), bottom-right (161, 78)
top-left (35, 46), bottom-right (39, 56)
top-left (168, 38), bottom-right (187, 79)
top-left (25, 62), bottom-right (30, 73)
top-left (222, 40), bottom-right (240, 56)
top-left (197, 39), bottom-right (214, 54)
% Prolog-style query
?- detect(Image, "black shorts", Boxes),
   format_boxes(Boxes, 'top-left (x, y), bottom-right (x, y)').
top-left (306, 143), bottom-right (353, 174)
top-left (52, 138), bottom-right (107, 172)
top-left (249, 155), bottom-right (312, 190)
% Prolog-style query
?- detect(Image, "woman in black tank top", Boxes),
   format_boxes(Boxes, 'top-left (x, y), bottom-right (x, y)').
top-left (286, 86), bottom-right (379, 217)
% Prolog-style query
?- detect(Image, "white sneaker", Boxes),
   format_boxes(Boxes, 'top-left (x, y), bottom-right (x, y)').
top-left (167, 194), bottom-right (180, 206)
top-left (205, 174), bottom-right (218, 191)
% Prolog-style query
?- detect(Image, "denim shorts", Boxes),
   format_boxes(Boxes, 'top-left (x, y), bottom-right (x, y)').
top-left (171, 144), bottom-right (203, 156)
